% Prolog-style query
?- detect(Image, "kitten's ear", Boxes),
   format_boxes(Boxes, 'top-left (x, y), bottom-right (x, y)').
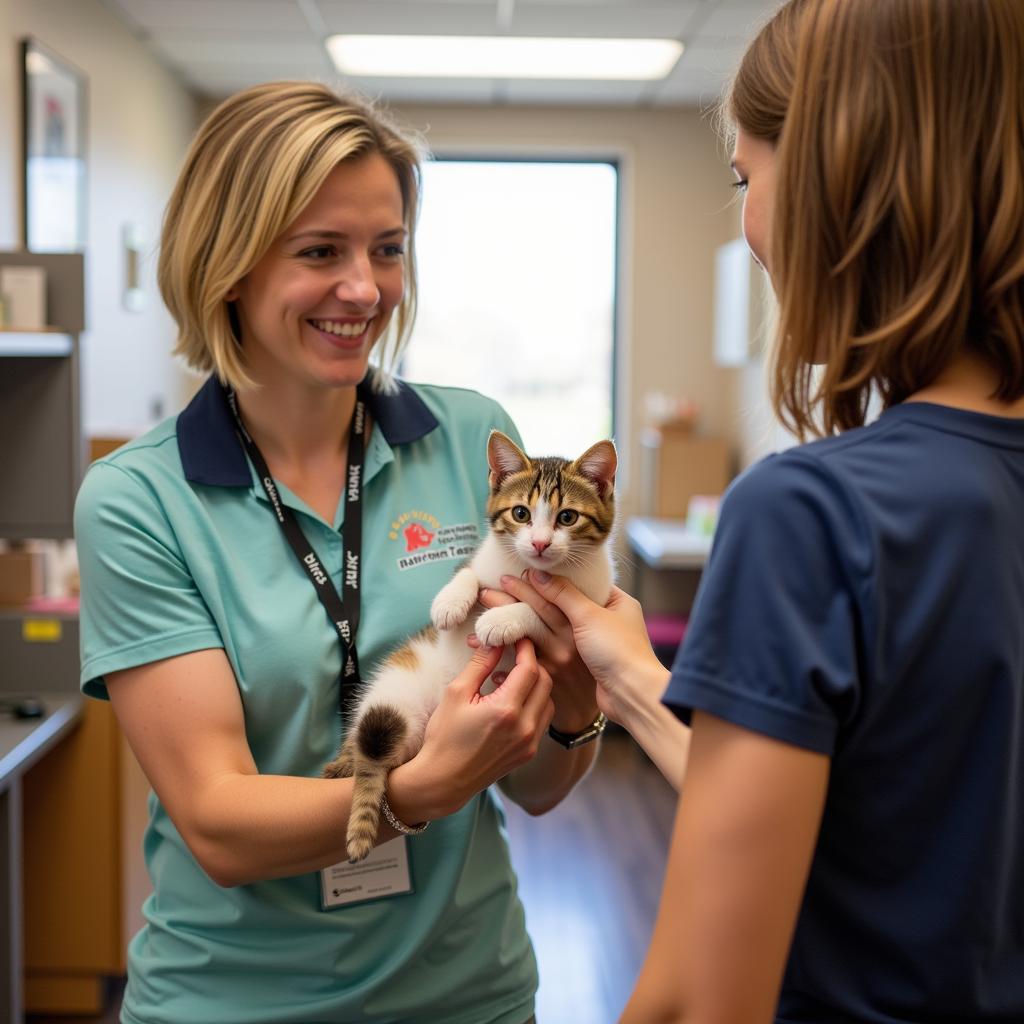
top-left (573, 440), bottom-right (617, 500)
top-left (487, 430), bottom-right (530, 489)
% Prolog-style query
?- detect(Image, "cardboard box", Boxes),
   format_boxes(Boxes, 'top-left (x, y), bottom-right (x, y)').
top-left (0, 265), bottom-right (47, 329)
top-left (641, 428), bottom-right (732, 519)
top-left (0, 549), bottom-right (45, 606)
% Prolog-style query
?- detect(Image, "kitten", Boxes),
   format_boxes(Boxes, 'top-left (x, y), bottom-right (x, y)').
top-left (322, 429), bottom-right (617, 862)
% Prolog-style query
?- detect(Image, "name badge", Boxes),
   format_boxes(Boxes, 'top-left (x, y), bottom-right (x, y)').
top-left (319, 836), bottom-right (414, 910)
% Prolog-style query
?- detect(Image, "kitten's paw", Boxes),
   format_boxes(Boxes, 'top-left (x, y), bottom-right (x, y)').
top-left (431, 591), bottom-right (474, 630)
top-left (321, 747), bottom-right (355, 779)
top-left (346, 835), bottom-right (375, 863)
top-left (474, 607), bottom-right (528, 648)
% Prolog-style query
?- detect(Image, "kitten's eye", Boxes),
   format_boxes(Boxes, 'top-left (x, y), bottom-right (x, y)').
top-left (511, 505), bottom-right (531, 523)
top-left (557, 509), bottom-right (579, 526)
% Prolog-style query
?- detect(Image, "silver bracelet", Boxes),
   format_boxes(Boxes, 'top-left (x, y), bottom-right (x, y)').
top-left (380, 791), bottom-right (429, 836)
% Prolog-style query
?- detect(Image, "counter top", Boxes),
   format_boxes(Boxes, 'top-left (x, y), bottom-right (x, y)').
top-left (626, 516), bottom-right (713, 570)
top-left (0, 695), bottom-right (83, 791)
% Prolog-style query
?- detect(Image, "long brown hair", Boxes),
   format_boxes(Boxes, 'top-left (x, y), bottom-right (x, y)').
top-left (729, 0), bottom-right (1024, 438)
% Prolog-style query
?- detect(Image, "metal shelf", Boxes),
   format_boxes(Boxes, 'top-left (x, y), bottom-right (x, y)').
top-left (0, 252), bottom-right (84, 541)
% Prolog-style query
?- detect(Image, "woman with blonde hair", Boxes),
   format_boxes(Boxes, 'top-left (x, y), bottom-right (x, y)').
top-left (488, 0), bottom-right (1024, 1019)
top-left (75, 81), bottom-right (604, 1024)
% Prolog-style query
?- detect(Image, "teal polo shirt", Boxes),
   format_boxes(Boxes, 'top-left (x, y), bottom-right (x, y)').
top-left (75, 376), bottom-right (537, 1024)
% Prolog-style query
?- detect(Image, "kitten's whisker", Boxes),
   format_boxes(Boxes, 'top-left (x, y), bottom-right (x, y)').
top-left (564, 553), bottom-right (587, 571)
top-left (617, 551), bottom-right (642, 574)
top-left (566, 549), bottom-right (595, 571)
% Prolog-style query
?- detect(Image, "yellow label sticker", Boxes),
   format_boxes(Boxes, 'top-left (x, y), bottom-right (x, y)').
top-left (23, 619), bottom-right (62, 643)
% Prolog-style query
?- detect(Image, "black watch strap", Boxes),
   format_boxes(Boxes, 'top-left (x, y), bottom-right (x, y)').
top-left (548, 712), bottom-right (608, 750)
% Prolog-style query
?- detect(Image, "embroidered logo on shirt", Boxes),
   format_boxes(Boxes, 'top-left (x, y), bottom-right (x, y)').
top-left (388, 510), bottom-right (479, 570)
top-left (404, 523), bottom-right (434, 551)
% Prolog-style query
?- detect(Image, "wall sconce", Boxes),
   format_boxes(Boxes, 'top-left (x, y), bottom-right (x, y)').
top-left (122, 222), bottom-right (145, 313)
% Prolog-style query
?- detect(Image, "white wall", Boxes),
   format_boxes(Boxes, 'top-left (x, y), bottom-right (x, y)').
top-left (733, 270), bottom-right (797, 468)
top-left (392, 102), bottom-right (742, 516)
top-left (0, 0), bottom-right (199, 436)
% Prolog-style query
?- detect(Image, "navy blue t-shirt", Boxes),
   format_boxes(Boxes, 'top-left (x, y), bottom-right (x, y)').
top-left (663, 401), bottom-right (1024, 1023)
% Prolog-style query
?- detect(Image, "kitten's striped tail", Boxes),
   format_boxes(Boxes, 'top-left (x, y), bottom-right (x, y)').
top-left (346, 704), bottom-right (408, 863)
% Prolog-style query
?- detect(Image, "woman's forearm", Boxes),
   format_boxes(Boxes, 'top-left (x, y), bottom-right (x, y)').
top-left (498, 734), bottom-right (599, 814)
top-left (189, 772), bottom-right (405, 887)
top-left (613, 663), bottom-right (691, 791)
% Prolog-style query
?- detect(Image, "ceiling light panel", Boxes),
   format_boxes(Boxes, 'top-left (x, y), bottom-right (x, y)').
top-left (326, 34), bottom-right (684, 80)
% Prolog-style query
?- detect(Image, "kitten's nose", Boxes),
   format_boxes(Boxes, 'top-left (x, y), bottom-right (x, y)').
top-left (532, 540), bottom-right (551, 555)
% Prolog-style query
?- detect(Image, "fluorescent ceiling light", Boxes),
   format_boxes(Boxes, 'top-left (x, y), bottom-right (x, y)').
top-left (326, 35), bottom-right (683, 81)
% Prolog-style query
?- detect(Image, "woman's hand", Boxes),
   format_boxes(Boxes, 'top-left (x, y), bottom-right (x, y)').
top-left (504, 572), bottom-right (670, 729)
top-left (475, 576), bottom-right (602, 734)
top-left (479, 572), bottom-right (692, 792)
top-left (391, 639), bottom-right (554, 821)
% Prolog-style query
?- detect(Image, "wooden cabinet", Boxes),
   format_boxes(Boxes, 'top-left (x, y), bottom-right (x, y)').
top-left (7, 623), bottom-right (149, 1016)
top-left (22, 699), bottom-right (124, 1014)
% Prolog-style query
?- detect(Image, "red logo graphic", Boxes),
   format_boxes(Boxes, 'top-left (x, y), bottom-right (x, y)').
top-left (404, 522), bottom-right (434, 552)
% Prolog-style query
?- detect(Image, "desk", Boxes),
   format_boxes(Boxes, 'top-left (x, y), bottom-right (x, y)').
top-left (0, 695), bottom-right (82, 1024)
top-left (625, 516), bottom-right (712, 570)
top-left (624, 517), bottom-right (713, 654)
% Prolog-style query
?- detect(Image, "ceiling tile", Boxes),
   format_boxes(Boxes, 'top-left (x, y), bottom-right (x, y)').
top-left (170, 60), bottom-right (336, 87)
top-left (510, 2), bottom-right (699, 37)
top-left (501, 77), bottom-right (651, 104)
top-left (651, 64), bottom-right (725, 106)
top-left (335, 75), bottom-right (502, 105)
top-left (652, 81), bottom-right (723, 106)
top-left (176, 71), bottom-right (502, 107)
top-left (316, 2), bottom-right (502, 35)
top-left (112, 0), bottom-right (311, 32)
top-left (695, 0), bottom-right (778, 40)
top-left (151, 33), bottom-right (326, 66)
top-left (515, 0), bottom-right (693, 7)
top-left (675, 36), bottom-right (746, 77)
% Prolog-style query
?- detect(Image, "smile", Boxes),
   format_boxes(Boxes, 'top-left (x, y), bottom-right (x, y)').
top-left (309, 319), bottom-right (371, 338)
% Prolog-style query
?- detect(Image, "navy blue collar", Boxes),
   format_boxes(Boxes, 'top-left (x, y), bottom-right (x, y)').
top-left (177, 375), bottom-right (439, 486)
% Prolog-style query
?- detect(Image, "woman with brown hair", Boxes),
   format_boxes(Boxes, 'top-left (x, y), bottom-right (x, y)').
top-left (491, 0), bottom-right (1024, 1019)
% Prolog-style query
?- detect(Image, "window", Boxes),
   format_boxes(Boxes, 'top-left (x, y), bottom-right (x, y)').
top-left (403, 159), bottom-right (618, 459)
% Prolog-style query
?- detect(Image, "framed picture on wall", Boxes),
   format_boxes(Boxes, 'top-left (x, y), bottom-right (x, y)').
top-left (21, 38), bottom-right (88, 253)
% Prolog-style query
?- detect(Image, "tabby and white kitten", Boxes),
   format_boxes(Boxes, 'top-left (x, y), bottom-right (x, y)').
top-left (322, 429), bottom-right (617, 862)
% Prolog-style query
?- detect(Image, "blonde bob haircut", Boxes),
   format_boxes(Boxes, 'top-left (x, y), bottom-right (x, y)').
top-left (158, 81), bottom-right (425, 393)
top-left (727, 0), bottom-right (1024, 438)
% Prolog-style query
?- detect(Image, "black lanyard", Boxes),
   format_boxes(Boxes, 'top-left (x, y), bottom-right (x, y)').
top-left (222, 383), bottom-right (366, 717)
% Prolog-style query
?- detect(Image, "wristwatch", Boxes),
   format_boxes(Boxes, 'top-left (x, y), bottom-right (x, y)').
top-left (547, 711), bottom-right (608, 750)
